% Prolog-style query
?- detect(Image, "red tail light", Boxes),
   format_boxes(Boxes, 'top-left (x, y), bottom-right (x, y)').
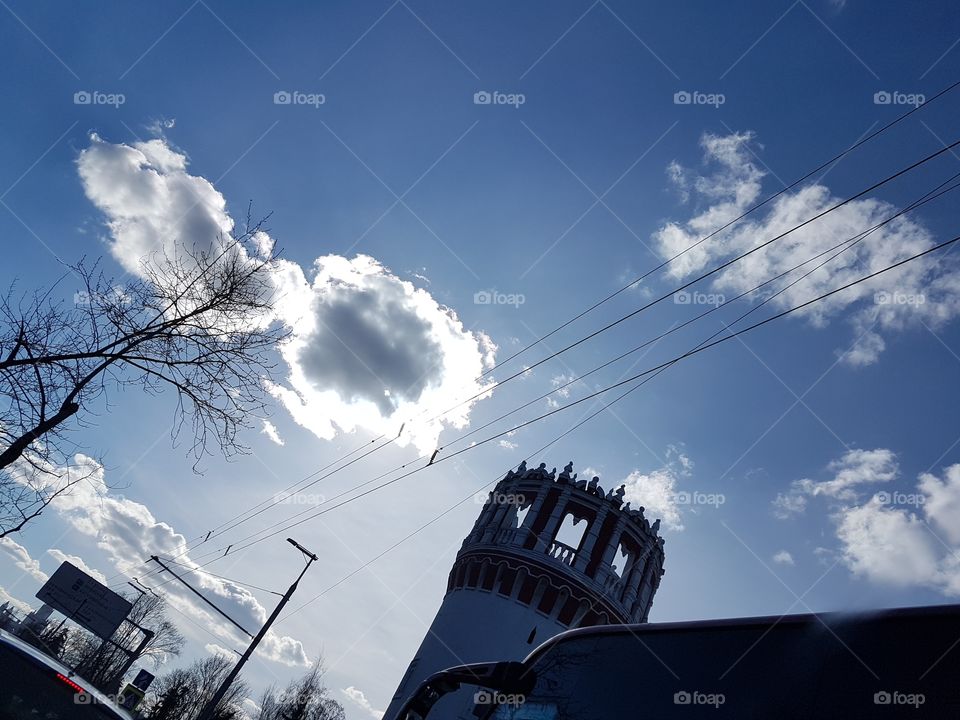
top-left (55, 672), bottom-right (85, 693)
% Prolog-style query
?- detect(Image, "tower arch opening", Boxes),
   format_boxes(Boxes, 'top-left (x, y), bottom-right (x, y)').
top-left (613, 542), bottom-right (631, 578)
top-left (552, 512), bottom-right (587, 554)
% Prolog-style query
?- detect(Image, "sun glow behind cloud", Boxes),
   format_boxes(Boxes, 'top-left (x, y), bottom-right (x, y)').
top-left (77, 135), bottom-right (496, 455)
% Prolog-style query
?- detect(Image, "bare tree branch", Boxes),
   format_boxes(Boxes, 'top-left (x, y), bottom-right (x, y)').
top-left (0, 220), bottom-right (288, 536)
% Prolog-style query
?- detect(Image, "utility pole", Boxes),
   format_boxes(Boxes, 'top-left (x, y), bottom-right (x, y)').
top-left (197, 538), bottom-right (318, 720)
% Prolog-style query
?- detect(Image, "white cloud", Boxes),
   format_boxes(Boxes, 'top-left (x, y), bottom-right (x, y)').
top-left (811, 448), bottom-right (898, 501)
top-left (0, 586), bottom-right (33, 615)
top-left (77, 135), bottom-right (496, 455)
top-left (813, 546), bottom-right (836, 565)
top-left (46, 549), bottom-right (107, 584)
top-left (653, 132), bottom-right (960, 365)
top-left (146, 118), bottom-right (176, 135)
top-left (77, 135), bottom-right (230, 277)
top-left (544, 374), bottom-right (575, 409)
top-left (550, 374), bottom-right (574, 398)
top-left (267, 254), bottom-right (496, 454)
top-left (623, 469), bottom-right (682, 530)
top-left (205, 642), bottom-right (236, 659)
top-left (772, 550), bottom-right (795, 566)
top-left (7, 454), bottom-right (310, 667)
top-left (240, 697), bottom-right (262, 720)
top-left (621, 449), bottom-right (694, 531)
top-left (919, 464), bottom-right (960, 545)
top-left (784, 451), bottom-right (960, 596)
top-left (260, 420), bottom-right (285, 446)
top-left (342, 686), bottom-right (384, 720)
top-left (839, 329), bottom-right (885, 367)
top-left (771, 491), bottom-right (807, 519)
top-left (0, 537), bottom-right (48, 583)
top-left (258, 633), bottom-right (311, 668)
top-left (771, 448), bottom-right (898, 517)
top-left (667, 444), bottom-right (694, 473)
top-left (835, 498), bottom-right (941, 588)
top-left (497, 439), bottom-right (518, 450)
top-left (408, 268), bottom-right (431, 285)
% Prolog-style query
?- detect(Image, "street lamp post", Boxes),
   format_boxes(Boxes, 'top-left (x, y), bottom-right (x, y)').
top-left (197, 538), bottom-right (318, 720)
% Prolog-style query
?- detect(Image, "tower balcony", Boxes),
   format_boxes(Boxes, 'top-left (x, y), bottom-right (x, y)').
top-left (449, 460), bottom-right (666, 626)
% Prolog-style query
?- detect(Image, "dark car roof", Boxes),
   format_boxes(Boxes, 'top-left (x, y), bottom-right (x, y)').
top-left (523, 601), bottom-right (960, 664)
top-left (0, 628), bottom-right (132, 718)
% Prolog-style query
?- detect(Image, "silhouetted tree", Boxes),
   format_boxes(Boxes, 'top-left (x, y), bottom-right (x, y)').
top-left (256, 661), bottom-right (345, 720)
top-left (0, 219), bottom-right (286, 536)
top-left (144, 654), bottom-right (249, 720)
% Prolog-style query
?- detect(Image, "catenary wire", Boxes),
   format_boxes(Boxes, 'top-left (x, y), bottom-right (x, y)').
top-left (114, 80), bottom-right (960, 583)
top-left (143, 142), bottom-right (960, 576)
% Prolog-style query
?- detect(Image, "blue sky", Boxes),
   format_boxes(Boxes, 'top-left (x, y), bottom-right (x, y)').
top-left (2, 1), bottom-right (960, 717)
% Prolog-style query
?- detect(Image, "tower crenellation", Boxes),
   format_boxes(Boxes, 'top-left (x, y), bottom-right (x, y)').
top-left (460, 460), bottom-right (665, 626)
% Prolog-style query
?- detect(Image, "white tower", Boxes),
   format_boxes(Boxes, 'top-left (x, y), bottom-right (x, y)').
top-left (385, 460), bottom-right (666, 719)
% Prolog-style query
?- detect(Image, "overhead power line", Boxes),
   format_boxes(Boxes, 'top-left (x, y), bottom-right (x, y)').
top-left (419, 137), bottom-right (960, 422)
top-left (116, 79), bottom-right (960, 592)
top-left (158, 134), bottom-right (960, 572)
top-left (161, 128), bottom-right (960, 580)
top-left (183, 230), bottom-right (960, 568)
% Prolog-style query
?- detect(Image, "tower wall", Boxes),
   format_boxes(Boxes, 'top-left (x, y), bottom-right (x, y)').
top-left (384, 461), bottom-right (666, 719)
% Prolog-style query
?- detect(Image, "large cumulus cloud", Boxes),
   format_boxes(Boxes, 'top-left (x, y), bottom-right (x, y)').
top-left (77, 135), bottom-right (495, 454)
top-left (772, 450), bottom-right (960, 597)
top-left (268, 254), bottom-right (495, 453)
